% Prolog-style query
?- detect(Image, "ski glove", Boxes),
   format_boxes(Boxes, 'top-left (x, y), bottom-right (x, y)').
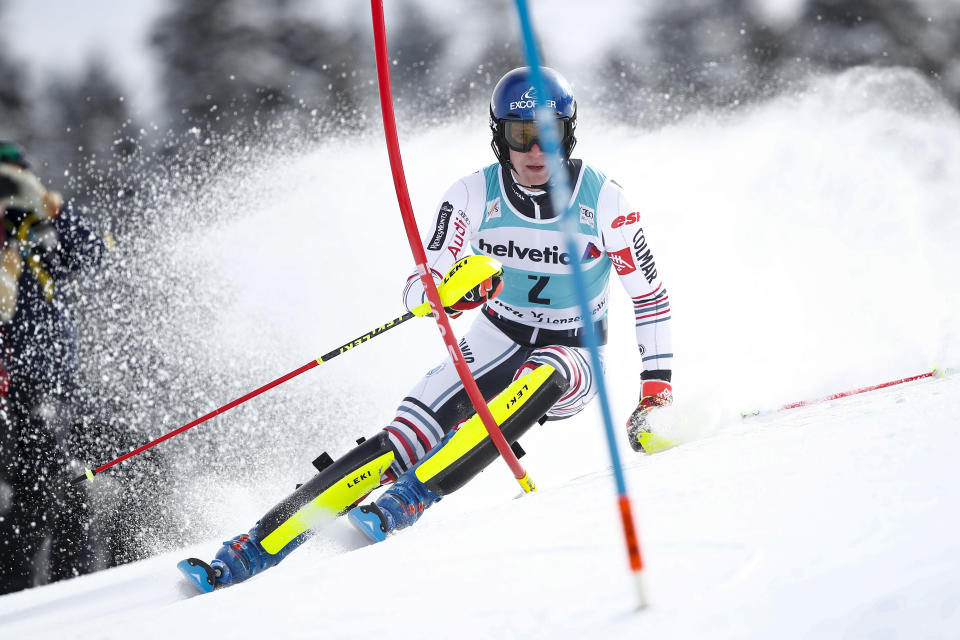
top-left (426, 255), bottom-right (504, 318)
top-left (626, 379), bottom-right (673, 452)
top-left (445, 272), bottom-right (503, 318)
top-left (0, 164), bottom-right (62, 221)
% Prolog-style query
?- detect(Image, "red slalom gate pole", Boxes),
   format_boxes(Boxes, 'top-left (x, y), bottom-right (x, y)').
top-left (369, 0), bottom-right (534, 492)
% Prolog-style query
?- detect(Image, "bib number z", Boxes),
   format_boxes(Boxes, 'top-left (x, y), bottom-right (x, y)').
top-left (527, 275), bottom-right (551, 305)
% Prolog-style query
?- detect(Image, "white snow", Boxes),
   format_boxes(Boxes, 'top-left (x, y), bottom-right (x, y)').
top-left (1, 65), bottom-right (959, 638)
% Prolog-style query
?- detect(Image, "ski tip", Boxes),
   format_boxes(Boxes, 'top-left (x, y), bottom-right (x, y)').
top-left (177, 558), bottom-right (217, 594)
top-left (348, 504), bottom-right (388, 543)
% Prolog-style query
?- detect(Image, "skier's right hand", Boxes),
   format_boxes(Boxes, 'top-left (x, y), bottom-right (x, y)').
top-left (409, 255), bottom-right (504, 318)
top-left (441, 255), bottom-right (504, 310)
top-left (444, 272), bottom-right (503, 317)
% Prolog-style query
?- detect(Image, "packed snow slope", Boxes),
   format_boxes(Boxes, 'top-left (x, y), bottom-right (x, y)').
top-left (2, 373), bottom-right (959, 639)
top-left (2, 67), bottom-right (960, 638)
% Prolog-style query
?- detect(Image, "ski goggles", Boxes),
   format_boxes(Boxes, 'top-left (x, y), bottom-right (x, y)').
top-left (500, 118), bottom-right (568, 153)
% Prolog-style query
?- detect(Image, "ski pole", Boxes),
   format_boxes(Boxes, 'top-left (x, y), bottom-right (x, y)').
top-left (71, 306), bottom-right (429, 485)
top-left (741, 366), bottom-right (947, 418)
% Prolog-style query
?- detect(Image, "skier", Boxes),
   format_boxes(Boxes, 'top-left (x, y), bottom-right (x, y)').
top-left (180, 67), bottom-right (674, 592)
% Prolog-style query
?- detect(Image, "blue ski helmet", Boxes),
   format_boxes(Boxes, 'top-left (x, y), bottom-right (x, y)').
top-left (489, 67), bottom-right (577, 166)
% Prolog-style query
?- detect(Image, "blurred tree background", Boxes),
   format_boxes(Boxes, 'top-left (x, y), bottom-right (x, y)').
top-left (3, 0), bottom-right (959, 217)
top-left (602, 0), bottom-right (960, 126)
top-left (0, 0), bottom-right (958, 575)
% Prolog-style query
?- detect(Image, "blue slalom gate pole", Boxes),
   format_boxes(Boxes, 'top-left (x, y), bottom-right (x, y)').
top-left (511, 0), bottom-right (650, 609)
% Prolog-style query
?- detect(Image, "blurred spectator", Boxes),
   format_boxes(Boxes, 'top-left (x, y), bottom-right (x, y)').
top-left (0, 141), bottom-right (107, 594)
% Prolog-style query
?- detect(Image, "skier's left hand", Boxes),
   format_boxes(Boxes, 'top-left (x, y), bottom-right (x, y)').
top-left (626, 379), bottom-right (672, 452)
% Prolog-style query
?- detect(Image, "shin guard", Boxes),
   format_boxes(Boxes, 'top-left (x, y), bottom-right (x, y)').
top-left (415, 364), bottom-right (568, 496)
top-left (255, 432), bottom-right (397, 554)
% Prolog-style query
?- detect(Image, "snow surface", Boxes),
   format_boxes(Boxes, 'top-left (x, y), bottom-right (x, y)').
top-left (1, 65), bottom-right (959, 638)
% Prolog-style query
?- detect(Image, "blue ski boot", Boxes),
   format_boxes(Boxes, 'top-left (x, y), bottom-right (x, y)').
top-left (214, 525), bottom-right (306, 585)
top-left (179, 525), bottom-right (306, 592)
top-left (349, 472), bottom-right (441, 543)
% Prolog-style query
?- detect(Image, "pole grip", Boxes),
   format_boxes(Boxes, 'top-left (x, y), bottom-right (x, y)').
top-left (70, 468), bottom-right (95, 485)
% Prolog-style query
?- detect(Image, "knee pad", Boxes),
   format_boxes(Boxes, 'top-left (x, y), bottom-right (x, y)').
top-left (255, 432), bottom-right (397, 554)
top-left (413, 364), bottom-right (569, 496)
